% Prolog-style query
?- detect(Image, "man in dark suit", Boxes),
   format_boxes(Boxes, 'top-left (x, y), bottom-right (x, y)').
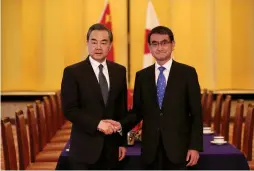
top-left (61, 23), bottom-right (127, 170)
top-left (112, 26), bottom-right (203, 169)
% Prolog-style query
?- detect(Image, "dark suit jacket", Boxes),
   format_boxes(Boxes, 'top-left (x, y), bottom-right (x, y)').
top-left (61, 57), bottom-right (127, 164)
top-left (122, 60), bottom-right (203, 165)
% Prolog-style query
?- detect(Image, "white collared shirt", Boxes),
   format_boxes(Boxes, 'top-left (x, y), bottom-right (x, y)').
top-left (155, 58), bottom-right (173, 85)
top-left (89, 56), bottom-right (110, 89)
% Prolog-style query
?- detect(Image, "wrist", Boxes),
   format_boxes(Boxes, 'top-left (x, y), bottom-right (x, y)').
top-left (97, 120), bottom-right (103, 129)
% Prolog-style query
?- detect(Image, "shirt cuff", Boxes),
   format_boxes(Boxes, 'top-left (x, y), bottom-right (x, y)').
top-left (117, 127), bottom-right (122, 136)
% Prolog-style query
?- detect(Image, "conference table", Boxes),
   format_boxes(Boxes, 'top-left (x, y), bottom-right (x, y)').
top-left (55, 134), bottom-right (250, 170)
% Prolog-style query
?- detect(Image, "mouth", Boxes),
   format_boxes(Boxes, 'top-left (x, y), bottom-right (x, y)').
top-left (156, 53), bottom-right (166, 55)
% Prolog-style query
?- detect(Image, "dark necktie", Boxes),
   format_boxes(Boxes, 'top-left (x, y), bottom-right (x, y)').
top-left (99, 64), bottom-right (108, 105)
top-left (157, 66), bottom-right (166, 109)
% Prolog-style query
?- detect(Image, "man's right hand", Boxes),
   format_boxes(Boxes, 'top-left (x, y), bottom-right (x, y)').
top-left (97, 120), bottom-right (114, 135)
top-left (104, 119), bottom-right (121, 131)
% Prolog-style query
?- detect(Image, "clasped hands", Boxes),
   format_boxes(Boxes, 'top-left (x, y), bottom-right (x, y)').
top-left (97, 119), bottom-right (121, 135)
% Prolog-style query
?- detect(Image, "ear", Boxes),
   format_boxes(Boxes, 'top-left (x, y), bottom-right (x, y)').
top-left (108, 42), bottom-right (113, 50)
top-left (148, 43), bottom-right (152, 52)
top-left (172, 41), bottom-right (176, 50)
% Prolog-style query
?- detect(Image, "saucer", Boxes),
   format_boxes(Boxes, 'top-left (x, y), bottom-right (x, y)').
top-left (210, 140), bottom-right (227, 145)
top-left (203, 130), bottom-right (214, 134)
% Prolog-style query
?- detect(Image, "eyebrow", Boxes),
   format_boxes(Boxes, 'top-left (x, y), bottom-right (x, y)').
top-left (151, 39), bottom-right (170, 43)
top-left (90, 38), bottom-right (108, 42)
top-left (151, 40), bottom-right (158, 43)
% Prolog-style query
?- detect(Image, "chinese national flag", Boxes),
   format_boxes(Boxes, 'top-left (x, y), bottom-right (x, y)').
top-left (99, 1), bottom-right (114, 61)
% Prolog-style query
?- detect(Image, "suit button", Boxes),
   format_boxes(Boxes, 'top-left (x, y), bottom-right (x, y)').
top-left (160, 113), bottom-right (163, 116)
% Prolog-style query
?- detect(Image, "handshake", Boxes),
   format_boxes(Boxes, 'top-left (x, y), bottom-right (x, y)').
top-left (97, 119), bottom-right (122, 135)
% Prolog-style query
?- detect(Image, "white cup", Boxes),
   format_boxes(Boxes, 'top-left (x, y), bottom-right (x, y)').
top-left (213, 136), bottom-right (224, 143)
top-left (203, 127), bottom-right (212, 133)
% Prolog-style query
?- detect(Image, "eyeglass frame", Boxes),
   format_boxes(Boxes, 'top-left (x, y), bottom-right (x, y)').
top-left (149, 40), bottom-right (173, 48)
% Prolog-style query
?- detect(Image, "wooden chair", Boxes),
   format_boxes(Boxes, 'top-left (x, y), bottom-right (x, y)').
top-left (213, 94), bottom-right (223, 134)
top-left (27, 104), bottom-right (66, 152)
top-left (56, 90), bottom-right (64, 126)
top-left (49, 95), bottom-right (59, 133)
top-left (203, 90), bottom-right (213, 127)
top-left (220, 95), bottom-right (232, 141)
top-left (201, 88), bottom-right (208, 110)
top-left (232, 99), bottom-right (244, 149)
top-left (35, 100), bottom-right (50, 149)
top-left (49, 95), bottom-right (71, 136)
top-left (15, 110), bottom-right (57, 169)
top-left (242, 104), bottom-right (254, 169)
top-left (242, 104), bottom-right (254, 161)
top-left (1, 117), bottom-right (18, 170)
top-left (16, 110), bottom-right (61, 163)
top-left (43, 96), bottom-right (55, 139)
top-left (42, 97), bottom-right (70, 142)
top-left (55, 90), bottom-right (72, 129)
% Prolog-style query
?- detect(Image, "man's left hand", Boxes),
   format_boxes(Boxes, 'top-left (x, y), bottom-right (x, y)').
top-left (118, 147), bottom-right (127, 161)
top-left (186, 150), bottom-right (199, 166)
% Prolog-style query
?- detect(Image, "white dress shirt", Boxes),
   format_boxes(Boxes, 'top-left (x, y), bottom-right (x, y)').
top-left (155, 58), bottom-right (173, 85)
top-left (89, 56), bottom-right (110, 89)
top-left (89, 56), bottom-right (122, 135)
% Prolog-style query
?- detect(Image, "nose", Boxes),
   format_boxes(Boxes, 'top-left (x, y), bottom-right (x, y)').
top-left (157, 43), bottom-right (163, 50)
top-left (95, 43), bottom-right (102, 49)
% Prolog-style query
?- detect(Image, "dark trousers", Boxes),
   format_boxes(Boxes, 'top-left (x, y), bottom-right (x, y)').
top-left (143, 133), bottom-right (187, 170)
top-left (70, 139), bottom-right (118, 170)
top-left (70, 155), bottom-right (118, 170)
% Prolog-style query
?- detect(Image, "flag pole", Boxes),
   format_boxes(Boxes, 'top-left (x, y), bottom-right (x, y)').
top-left (98, 0), bottom-right (108, 22)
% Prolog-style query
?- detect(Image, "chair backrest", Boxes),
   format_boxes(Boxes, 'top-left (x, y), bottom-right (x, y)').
top-left (220, 95), bottom-right (232, 141)
top-left (201, 89), bottom-right (208, 116)
top-left (43, 96), bottom-right (54, 139)
top-left (1, 117), bottom-right (18, 170)
top-left (35, 100), bottom-right (49, 148)
top-left (204, 90), bottom-right (213, 127)
top-left (232, 99), bottom-right (244, 149)
top-left (242, 104), bottom-right (254, 161)
top-left (49, 95), bottom-right (59, 132)
top-left (15, 110), bottom-right (30, 170)
top-left (201, 89), bottom-right (207, 119)
top-left (56, 90), bottom-right (64, 126)
top-left (27, 105), bottom-right (41, 162)
top-left (213, 94), bottom-right (223, 134)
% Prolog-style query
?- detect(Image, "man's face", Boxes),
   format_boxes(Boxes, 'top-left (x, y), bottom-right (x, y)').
top-left (87, 30), bottom-right (112, 62)
top-left (149, 34), bottom-right (175, 63)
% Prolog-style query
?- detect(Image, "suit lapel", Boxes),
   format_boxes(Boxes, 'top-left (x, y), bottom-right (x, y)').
top-left (106, 60), bottom-right (115, 108)
top-left (147, 64), bottom-right (160, 109)
top-left (84, 58), bottom-right (105, 108)
top-left (161, 60), bottom-right (178, 109)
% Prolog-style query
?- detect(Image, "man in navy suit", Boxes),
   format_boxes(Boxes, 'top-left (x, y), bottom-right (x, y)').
top-left (61, 23), bottom-right (127, 170)
top-left (111, 26), bottom-right (203, 170)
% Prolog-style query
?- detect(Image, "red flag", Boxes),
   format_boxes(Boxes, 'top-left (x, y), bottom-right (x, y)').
top-left (99, 1), bottom-right (114, 61)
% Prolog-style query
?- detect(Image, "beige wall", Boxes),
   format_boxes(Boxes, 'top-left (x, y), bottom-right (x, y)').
top-left (1, 0), bottom-right (128, 91)
top-left (130, 0), bottom-right (254, 89)
top-left (2, 0), bottom-right (254, 91)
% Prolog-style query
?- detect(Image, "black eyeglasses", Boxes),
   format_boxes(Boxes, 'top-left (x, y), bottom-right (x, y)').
top-left (150, 40), bottom-right (171, 48)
